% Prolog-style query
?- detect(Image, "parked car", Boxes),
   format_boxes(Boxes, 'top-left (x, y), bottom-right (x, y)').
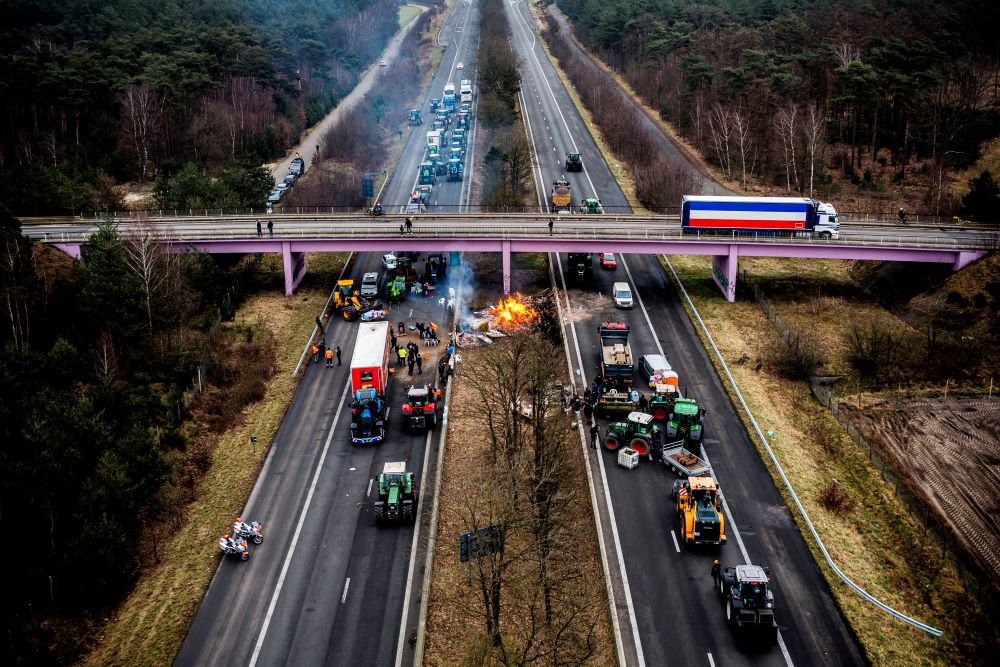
top-left (360, 272), bottom-right (380, 297)
top-left (283, 174), bottom-right (297, 187)
top-left (600, 252), bottom-right (617, 269)
top-left (612, 281), bottom-right (633, 308)
top-left (267, 190), bottom-right (283, 203)
top-left (380, 59), bottom-right (387, 67)
top-left (456, 61), bottom-right (464, 70)
top-left (382, 254), bottom-right (398, 271)
top-left (274, 182), bottom-right (290, 192)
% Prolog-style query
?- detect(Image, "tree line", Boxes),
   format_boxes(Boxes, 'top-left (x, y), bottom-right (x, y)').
top-left (0, 0), bottom-right (400, 215)
top-left (556, 0), bottom-right (1000, 215)
top-left (0, 209), bottom-right (266, 663)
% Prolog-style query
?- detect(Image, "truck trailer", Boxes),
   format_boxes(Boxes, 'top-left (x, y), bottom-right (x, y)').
top-left (350, 321), bottom-right (391, 395)
top-left (681, 196), bottom-right (840, 239)
top-left (598, 322), bottom-right (633, 387)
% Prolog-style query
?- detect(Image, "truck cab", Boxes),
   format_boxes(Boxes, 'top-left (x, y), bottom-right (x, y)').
top-left (814, 202), bottom-right (840, 239)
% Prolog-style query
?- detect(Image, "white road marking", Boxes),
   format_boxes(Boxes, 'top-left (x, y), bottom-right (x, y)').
top-left (367, 477), bottom-right (374, 498)
top-left (340, 577), bottom-right (351, 604)
top-left (707, 652), bottom-right (716, 667)
top-left (248, 379), bottom-right (352, 666)
top-left (670, 530), bottom-right (681, 553)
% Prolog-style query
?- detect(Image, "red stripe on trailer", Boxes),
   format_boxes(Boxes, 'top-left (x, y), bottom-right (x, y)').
top-left (688, 218), bottom-right (806, 229)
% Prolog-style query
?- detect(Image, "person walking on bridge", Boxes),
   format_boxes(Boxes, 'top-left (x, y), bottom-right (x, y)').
top-left (267, 219), bottom-right (273, 237)
top-left (548, 218), bottom-right (554, 235)
top-left (256, 219), bottom-right (262, 237)
top-left (405, 217), bottom-right (413, 234)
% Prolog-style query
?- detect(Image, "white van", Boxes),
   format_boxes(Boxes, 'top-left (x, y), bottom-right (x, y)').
top-left (613, 282), bottom-right (633, 309)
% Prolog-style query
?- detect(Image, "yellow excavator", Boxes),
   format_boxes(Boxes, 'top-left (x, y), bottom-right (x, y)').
top-left (672, 476), bottom-right (727, 546)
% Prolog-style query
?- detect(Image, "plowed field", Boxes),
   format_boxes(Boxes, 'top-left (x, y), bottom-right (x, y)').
top-left (844, 396), bottom-right (1000, 586)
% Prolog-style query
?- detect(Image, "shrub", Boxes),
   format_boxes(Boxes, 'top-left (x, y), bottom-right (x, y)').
top-left (818, 480), bottom-right (854, 514)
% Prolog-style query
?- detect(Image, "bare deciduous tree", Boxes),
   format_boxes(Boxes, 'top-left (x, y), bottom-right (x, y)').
top-left (121, 82), bottom-right (163, 182)
top-left (774, 106), bottom-right (800, 193)
top-left (803, 106), bottom-right (827, 198)
top-left (708, 103), bottom-right (733, 180)
top-left (122, 220), bottom-right (171, 333)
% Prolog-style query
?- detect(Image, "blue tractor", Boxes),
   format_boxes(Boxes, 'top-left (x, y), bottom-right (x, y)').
top-left (350, 388), bottom-right (386, 445)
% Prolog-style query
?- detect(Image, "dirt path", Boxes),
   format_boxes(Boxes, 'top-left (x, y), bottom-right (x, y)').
top-left (845, 396), bottom-right (1000, 586)
top-left (269, 4), bottom-right (429, 181)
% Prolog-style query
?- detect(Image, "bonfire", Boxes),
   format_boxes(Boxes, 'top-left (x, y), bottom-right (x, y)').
top-left (489, 293), bottom-right (540, 332)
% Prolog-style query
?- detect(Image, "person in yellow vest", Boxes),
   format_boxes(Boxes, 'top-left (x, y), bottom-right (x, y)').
top-left (397, 345), bottom-right (407, 367)
top-left (325, 347), bottom-right (334, 367)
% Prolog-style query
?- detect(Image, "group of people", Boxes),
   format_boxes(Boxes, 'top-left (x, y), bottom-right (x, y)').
top-left (558, 380), bottom-right (654, 449)
top-left (311, 338), bottom-right (342, 367)
top-left (396, 341), bottom-right (424, 375)
top-left (256, 219), bottom-right (273, 237)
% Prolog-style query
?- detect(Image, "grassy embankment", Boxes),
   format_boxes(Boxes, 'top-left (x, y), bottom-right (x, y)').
top-left (82, 253), bottom-right (347, 666)
top-left (399, 3), bottom-right (422, 28)
top-left (664, 255), bottom-right (994, 665)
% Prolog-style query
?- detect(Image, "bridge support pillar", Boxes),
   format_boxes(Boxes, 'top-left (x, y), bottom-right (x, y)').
top-left (711, 245), bottom-right (738, 302)
top-left (953, 250), bottom-right (985, 271)
top-left (282, 243), bottom-right (307, 296)
top-left (501, 240), bottom-right (511, 295)
top-left (449, 251), bottom-right (461, 268)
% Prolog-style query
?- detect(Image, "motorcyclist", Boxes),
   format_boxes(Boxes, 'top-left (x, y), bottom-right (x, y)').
top-left (898, 208), bottom-right (907, 225)
top-left (372, 201), bottom-right (384, 216)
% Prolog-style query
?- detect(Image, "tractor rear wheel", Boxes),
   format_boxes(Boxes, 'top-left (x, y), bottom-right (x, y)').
top-left (630, 437), bottom-right (650, 456)
top-left (402, 502), bottom-right (413, 523)
top-left (375, 503), bottom-right (384, 526)
top-left (604, 434), bottom-right (620, 450)
top-left (342, 308), bottom-right (355, 321)
top-left (652, 406), bottom-right (668, 420)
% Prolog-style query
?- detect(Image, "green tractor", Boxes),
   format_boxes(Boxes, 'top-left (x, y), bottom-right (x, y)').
top-left (408, 109), bottom-right (423, 125)
top-left (604, 411), bottom-right (660, 457)
top-left (419, 160), bottom-right (436, 185)
top-left (666, 397), bottom-right (705, 445)
top-left (387, 274), bottom-right (408, 303)
top-left (565, 152), bottom-right (583, 172)
top-left (582, 197), bottom-right (603, 214)
top-left (647, 383), bottom-right (679, 421)
top-left (374, 462), bottom-right (418, 525)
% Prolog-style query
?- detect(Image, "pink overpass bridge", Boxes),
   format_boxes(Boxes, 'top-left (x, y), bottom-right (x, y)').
top-left (25, 213), bottom-right (995, 301)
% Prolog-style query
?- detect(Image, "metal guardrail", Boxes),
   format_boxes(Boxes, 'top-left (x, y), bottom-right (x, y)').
top-left (661, 255), bottom-right (945, 638)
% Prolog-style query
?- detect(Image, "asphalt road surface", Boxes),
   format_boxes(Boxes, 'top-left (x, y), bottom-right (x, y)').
top-left (175, 2), bottom-right (478, 665)
top-left (509, 1), bottom-right (867, 665)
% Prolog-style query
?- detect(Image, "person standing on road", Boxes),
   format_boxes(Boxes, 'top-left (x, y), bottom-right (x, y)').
top-left (397, 346), bottom-right (407, 366)
top-left (335, 345), bottom-right (342, 365)
top-left (318, 340), bottom-right (326, 364)
top-left (324, 347), bottom-right (334, 367)
top-left (256, 219), bottom-right (262, 237)
top-left (590, 423), bottom-right (600, 449)
top-left (391, 330), bottom-right (397, 351)
top-left (416, 354), bottom-right (423, 374)
top-left (312, 342), bottom-right (319, 364)
top-left (407, 355), bottom-right (415, 376)
top-left (267, 219), bottom-right (274, 237)
top-left (711, 560), bottom-right (721, 588)
top-left (315, 315), bottom-right (325, 335)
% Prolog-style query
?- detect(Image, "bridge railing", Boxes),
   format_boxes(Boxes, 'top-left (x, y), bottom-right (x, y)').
top-left (28, 221), bottom-right (999, 251)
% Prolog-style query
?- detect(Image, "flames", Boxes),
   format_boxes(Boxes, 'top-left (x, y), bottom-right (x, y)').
top-left (490, 293), bottom-right (540, 331)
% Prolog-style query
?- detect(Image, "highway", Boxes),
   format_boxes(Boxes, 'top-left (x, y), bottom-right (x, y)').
top-left (508, 0), bottom-right (867, 665)
top-left (173, 2), bottom-right (479, 665)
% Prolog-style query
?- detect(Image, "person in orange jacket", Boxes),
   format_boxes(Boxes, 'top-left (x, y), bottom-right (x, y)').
top-left (325, 347), bottom-right (334, 367)
top-left (312, 343), bottom-right (319, 363)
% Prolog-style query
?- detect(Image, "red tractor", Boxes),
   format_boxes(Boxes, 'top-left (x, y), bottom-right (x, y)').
top-left (402, 384), bottom-right (441, 431)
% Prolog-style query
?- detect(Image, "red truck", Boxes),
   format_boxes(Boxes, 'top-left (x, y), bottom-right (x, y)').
top-left (350, 321), bottom-right (391, 395)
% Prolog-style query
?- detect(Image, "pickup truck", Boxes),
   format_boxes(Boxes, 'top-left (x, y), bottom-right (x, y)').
top-left (598, 322), bottom-right (633, 388)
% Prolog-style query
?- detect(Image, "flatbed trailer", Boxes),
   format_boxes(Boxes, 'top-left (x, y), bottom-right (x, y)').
top-left (661, 441), bottom-right (711, 477)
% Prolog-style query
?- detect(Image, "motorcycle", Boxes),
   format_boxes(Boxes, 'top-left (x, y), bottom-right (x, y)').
top-left (233, 518), bottom-right (264, 545)
top-left (219, 534), bottom-right (250, 561)
top-left (369, 203), bottom-right (385, 217)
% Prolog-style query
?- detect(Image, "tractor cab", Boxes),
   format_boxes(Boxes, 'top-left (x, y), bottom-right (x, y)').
top-left (417, 185), bottom-right (433, 205)
top-left (667, 398), bottom-right (705, 444)
top-left (375, 462), bottom-right (417, 525)
top-left (429, 98), bottom-right (441, 113)
top-left (426, 253), bottom-right (447, 282)
top-left (350, 388), bottom-right (386, 445)
top-left (419, 161), bottom-right (436, 185)
top-left (408, 109), bottom-right (423, 125)
top-left (447, 158), bottom-right (464, 181)
top-left (732, 566), bottom-right (773, 609)
top-left (565, 152), bottom-right (583, 172)
top-left (582, 197), bottom-right (603, 214)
